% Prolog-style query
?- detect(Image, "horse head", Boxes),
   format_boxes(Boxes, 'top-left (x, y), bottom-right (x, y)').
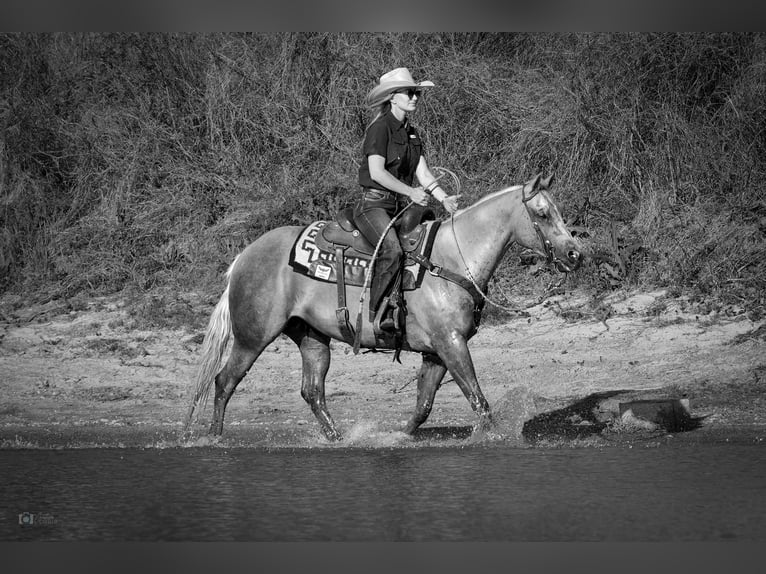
top-left (518, 174), bottom-right (583, 273)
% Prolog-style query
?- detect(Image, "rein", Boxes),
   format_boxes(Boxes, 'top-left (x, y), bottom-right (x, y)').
top-left (449, 181), bottom-right (569, 316)
top-left (351, 170), bottom-right (570, 351)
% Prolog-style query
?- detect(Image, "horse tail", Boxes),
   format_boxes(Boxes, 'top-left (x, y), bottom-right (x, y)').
top-left (184, 257), bottom-right (238, 432)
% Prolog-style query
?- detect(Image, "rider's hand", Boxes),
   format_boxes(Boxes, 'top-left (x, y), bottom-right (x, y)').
top-left (409, 187), bottom-right (430, 206)
top-left (441, 194), bottom-right (460, 214)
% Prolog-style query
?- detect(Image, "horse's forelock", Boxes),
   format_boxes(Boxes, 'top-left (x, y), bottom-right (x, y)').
top-left (527, 190), bottom-right (551, 215)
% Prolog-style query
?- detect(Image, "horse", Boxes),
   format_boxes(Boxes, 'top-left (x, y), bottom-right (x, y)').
top-left (184, 173), bottom-right (583, 441)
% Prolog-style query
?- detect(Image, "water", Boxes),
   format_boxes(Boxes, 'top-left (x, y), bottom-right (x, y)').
top-left (2, 442), bottom-right (765, 541)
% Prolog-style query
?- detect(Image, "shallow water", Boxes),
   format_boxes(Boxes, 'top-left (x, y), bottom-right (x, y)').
top-left (2, 441), bottom-right (765, 541)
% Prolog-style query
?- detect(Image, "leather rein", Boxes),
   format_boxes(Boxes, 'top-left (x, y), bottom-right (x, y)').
top-left (448, 177), bottom-right (569, 316)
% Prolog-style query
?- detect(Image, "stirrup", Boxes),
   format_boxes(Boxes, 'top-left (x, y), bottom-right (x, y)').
top-left (373, 298), bottom-right (400, 335)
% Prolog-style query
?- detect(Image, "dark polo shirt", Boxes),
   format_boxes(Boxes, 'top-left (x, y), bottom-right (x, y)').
top-left (358, 111), bottom-right (423, 190)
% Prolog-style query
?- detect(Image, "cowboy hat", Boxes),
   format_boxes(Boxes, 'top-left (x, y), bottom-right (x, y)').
top-left (366, 67), bottom-right (435, 108)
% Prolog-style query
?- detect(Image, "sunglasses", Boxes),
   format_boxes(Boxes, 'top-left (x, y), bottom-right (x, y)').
top-left (395, 88), bottom-right (423, 99)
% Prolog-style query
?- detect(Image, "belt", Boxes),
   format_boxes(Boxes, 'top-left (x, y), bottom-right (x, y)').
top-left (359, 187), bottom-right (399, 207)
top-left (361, 187), bottom-right (396, 197)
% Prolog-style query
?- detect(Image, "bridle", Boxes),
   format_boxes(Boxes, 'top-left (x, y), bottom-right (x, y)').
top-left (521, 186), bottom-right (573, 273)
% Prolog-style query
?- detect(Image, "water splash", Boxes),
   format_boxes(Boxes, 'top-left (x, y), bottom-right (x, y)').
top-left (467, 386), bottom-right (538, 446)
top-left (340, 420), bottom-right (414, 448)
top-left (177, 434), bottom-right (222, 448)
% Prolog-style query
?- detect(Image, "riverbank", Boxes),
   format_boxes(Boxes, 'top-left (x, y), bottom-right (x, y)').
top-left (1, 288), bottom-right (764, 449)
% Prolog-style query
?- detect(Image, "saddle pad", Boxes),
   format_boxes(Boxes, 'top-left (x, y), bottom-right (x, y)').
top-left (288, 220), bottom-right (438, 290)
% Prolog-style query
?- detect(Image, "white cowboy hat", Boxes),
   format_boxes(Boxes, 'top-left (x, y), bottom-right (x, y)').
top-left (366, 67), bottom-right (435, 108)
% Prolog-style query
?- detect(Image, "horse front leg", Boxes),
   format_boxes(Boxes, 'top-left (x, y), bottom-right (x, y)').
top-left (435, 332), bottom-right (492, 433)
top-left (404, 353), bottom-right (448, 435)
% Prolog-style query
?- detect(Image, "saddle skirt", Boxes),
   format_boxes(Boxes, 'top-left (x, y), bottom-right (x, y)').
top-left (288, 215), bottom-right (441, 290)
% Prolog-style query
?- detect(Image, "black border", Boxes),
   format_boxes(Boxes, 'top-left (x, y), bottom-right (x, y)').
top-left (4, 542), bottom-right (765, 574)
top-left (1, 1), bottom-right (765, 32)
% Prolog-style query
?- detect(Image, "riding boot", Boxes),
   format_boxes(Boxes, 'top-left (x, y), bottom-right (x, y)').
top-left (369, 268), bottom-right (399, 330)
top-left (376, 305), bottom-right (397, 333)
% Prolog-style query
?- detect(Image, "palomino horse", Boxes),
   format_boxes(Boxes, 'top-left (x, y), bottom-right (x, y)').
top-left (185, 174), bottom-right (583, 440)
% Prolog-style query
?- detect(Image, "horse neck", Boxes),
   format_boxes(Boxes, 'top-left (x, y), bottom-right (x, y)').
top-left (439, 186), bottom-right (524, 288)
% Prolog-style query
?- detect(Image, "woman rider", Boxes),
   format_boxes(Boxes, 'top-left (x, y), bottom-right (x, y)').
top-left (355, 67), bottom-right (459, 332)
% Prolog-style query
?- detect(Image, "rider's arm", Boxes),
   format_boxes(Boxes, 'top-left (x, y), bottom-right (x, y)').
top-left (415, 157), bottom-right (447, 201)
top-left (368, 155), bottom-right (429, 206)
top-left (416, 157), bottom-right (459, 214)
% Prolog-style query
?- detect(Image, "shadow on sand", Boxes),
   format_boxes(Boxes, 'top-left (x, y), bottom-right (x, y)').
top-left (522, 390), bottom-right (706, 443)
top-left (357, 389), bottom-right (709, 446)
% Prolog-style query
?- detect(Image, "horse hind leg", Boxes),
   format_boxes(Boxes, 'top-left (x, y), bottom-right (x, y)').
top-left (210, 339), bottom-right (261, 436)
top-left (286, 320), bottom-right (341, 441)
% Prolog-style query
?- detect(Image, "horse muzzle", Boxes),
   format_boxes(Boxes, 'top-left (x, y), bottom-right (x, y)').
top-left (552, 248), bottom-right (583, 273)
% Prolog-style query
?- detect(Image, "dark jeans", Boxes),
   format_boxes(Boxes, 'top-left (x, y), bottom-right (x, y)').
top-left (353, 189), bottom-right (403, 317)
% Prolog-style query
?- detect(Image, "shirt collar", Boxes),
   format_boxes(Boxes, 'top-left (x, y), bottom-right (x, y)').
top-left (385, 110), bottom-right (409, 132)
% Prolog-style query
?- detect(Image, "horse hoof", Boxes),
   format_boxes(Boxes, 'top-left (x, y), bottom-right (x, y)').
top-left (394, 430), bottom-right (415, 442)
top-left (180, 434), bottom-right (221, 447)
top-left (321, 429), bottom-right (343, 442)
top-left (207, 428), bottom-right (224, 441)
top-left (472, 416), bottom-right (493, 435)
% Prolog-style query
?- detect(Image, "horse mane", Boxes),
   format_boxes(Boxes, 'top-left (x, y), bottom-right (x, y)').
top-left (454, 184), bottom-right (523, 217)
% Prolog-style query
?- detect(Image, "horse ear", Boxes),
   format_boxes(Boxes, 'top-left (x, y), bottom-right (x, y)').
top-left (524, 173), bottom-right (542, 195)
top-left (541, 173), bottom-right (555, 189)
